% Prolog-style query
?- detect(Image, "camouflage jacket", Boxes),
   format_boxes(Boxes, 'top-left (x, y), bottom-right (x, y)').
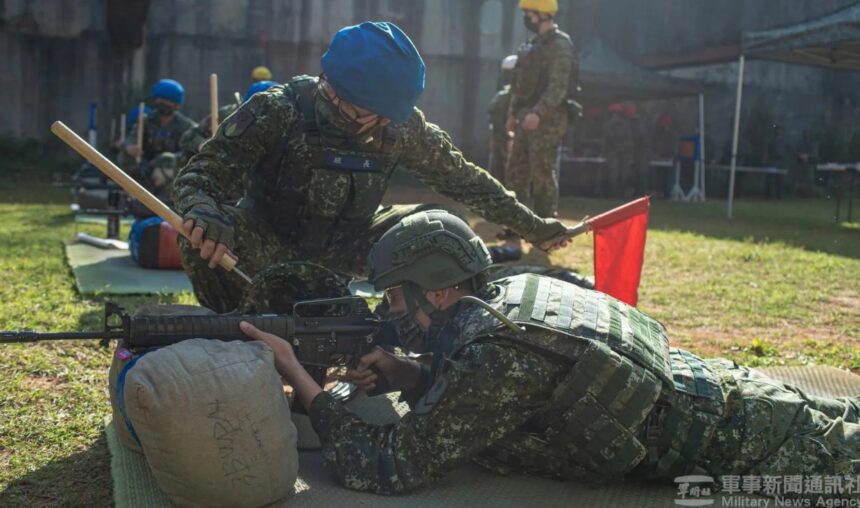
top-left (172, 78), bottom-right (540, 240)
top-left (308, 274), bottom-right (689, 493)
top-left (508, 25), bottom-right (577, 120)
top-left (124, 110), bottom-right (196, 161)
top-left (178, 104), bottom-right (240, 157)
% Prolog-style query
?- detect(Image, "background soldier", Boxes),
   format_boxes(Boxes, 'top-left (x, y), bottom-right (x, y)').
top-left (242, 210), bottom-right (860, 496)
top-left (174, 22), bottom-right (572, 313)
top-left (502, 0), bottom-right (578, 251)
top-left (124, 79), bottom-right (195, 196)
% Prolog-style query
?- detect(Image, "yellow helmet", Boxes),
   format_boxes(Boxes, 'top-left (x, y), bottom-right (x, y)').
top-left (251, 66), bottom-right (272, 82)
top-left (519, 0), bottom-right (558, 15)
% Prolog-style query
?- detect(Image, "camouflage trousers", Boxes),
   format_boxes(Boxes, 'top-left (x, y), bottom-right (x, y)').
top-left (179, 203), bottom-right (447, 313)
top-left (505, 115), bottom-right (567, 218)
top-left (700, 361), bottom-right (860, 480)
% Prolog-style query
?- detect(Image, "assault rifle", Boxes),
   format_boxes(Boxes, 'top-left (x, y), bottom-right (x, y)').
top-left (1, 296), bottom-right (389, 391)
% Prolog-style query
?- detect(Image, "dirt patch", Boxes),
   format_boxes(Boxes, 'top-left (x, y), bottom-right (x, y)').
top-left (22, 374), bottom-right (71, 391)
top-left (828, 292), bottom-right (860, 315)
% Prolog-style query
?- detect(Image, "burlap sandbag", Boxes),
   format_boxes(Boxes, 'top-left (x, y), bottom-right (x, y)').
top-left (121, 338), bottom-right (298, 508)
top-left (109, 305), bottom-right (217, 453)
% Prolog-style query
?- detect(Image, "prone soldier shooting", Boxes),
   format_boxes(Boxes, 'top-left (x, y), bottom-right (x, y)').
top-left (3, 2), bottom-right (860, 507)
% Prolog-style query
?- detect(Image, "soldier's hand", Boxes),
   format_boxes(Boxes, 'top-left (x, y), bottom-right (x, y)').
top-left (345, 347), bottom-right (421, 395)
top-left (181, 204), bottom-right (237, 269)
top-left (505, 115), bottom-right (517, 137)
top-left (522, 112), bottom-right (541, 131)
top-left (240, 321), bottom-right (299, 378)
top-left (524, 217), bottom-right (571, 252)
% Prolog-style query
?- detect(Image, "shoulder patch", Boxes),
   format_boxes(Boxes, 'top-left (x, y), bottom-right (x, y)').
top-left (223, 110), bottom-right (256, 139)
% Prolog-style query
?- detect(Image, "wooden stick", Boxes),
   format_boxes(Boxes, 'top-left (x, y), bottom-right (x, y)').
top-left (51, 121), bottom-right (248, 281)
top-left (234, 91), bottom-right (242, 106)
top-left (210, 73), bottom-right (219, 136)
top-left (135, 102), bottom-right (145, 163)
top-left (119, 114), bottom-right (126, 145)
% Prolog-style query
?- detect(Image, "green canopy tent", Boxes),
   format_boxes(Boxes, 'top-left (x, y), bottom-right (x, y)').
top-left (727, 2), bottom-right (860, 216)
top-left (576, 39), bottom-right (707, 200)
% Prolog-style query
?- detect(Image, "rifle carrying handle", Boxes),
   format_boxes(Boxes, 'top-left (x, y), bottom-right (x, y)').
top-left (127, 314), bottom-right (292, 349)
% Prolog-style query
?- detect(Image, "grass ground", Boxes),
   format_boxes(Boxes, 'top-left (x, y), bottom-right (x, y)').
top-left (0, 180), bottom-right (858, 506)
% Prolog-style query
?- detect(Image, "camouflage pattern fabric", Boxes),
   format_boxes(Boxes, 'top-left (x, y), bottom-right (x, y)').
top-left (307, 274), bottom-right (860, 495)
top-left (179, 203), bottom-right (450, 313)
top-left (124, 109), bottom-right (195, 163)
top-left (505, 116), bottom-right (566, 217)
top-left (178, 104), bottom-right (239, 159)
top-left (506, 25), bottom-right (577, 217)
top-left (173, 78), bottom-right (539, 242)
top-left (487, 86), bottom-right (512, 181)
top-left (173, 78), bottom-right (543, 309)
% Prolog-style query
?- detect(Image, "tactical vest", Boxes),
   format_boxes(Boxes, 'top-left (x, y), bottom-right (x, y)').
top-left (445, 274), bottom-right (724, 480)
top-left (244, 76), bottom-right (401, 252)
top-left (512, 28), bottom-right (578, 114)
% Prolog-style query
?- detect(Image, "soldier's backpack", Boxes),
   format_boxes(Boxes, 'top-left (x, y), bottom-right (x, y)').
top-left (128, 217), bottom-right (182, 269)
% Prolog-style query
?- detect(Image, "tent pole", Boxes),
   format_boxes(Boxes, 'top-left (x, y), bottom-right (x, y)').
top-left (728, 54), bottom-right (745, 219)
top-left (699, 93), bottom-right (706, 201)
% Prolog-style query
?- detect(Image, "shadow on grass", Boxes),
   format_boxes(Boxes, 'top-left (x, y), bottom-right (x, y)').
top-left (0, 433), bottom-right (112, 508)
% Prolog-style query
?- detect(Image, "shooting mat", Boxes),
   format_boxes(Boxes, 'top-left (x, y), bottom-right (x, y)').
top-left (64, 242), bottom-right (193, 295)
top-left (107, 366), bottom-right (860, 508)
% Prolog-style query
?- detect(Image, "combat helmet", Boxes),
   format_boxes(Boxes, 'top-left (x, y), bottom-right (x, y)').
top-left (368, 210), bottom-right (492, 293)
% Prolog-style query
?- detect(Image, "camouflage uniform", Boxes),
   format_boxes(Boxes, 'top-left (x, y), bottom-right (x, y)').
top-left (173, 77), bottom-right (542, 312)
top-left (308, 273), bottom-right (860, 495)
top-left (487, 85), bottom-right (512, 181)
top-left (506, 25), bottom-right (577, 217)
top-left (178, 104), bottom-right (240, 161)
top-left (603, 113), bottom-right (634, 197)
top-left (124, 109), bottom-right (195, 189)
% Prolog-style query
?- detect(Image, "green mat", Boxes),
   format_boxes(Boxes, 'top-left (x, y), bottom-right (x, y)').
top-left (107, 366), bottom-right (860, 508)
top-left (65, 243), bottom-right (192, 295)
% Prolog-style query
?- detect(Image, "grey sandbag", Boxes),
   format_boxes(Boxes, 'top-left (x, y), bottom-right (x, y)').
top-left (108, 304), bottom-right (217, 453)
top-left (122, 338), bottom-right (298, 508)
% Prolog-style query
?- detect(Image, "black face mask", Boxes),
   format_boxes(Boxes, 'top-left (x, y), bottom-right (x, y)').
top-left (154, 102), bottom-right (174, 117)
top-left (523, 14), bottom-right (540, 33)
top-left (314, 92), bottom-right (379, 142)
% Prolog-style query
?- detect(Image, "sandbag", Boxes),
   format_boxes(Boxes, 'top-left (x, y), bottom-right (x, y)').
top-left (108, 305), bottom-right (216, 453)
top-left (128, 217), bottom-right (182, 269)
top-left (117, 336), bottom-right (298, 507)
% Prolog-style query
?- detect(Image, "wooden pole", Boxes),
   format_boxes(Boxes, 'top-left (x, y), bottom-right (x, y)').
top-left (234, 91), bottom-right (242, 105)
top-left (51, 121), bottom-right (249, 282)
top-left (135, 102), bottom-right (145, 163)
top-left (210, 73), bottom-right (219, 136)
top-left (728, 55), bottom-right (745, 219)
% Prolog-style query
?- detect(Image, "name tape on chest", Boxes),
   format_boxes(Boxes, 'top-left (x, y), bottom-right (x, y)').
top-left (323, 153), bottom-right (381, 172)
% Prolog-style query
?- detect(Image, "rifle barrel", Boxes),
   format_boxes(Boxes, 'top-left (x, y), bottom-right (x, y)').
top-left (0, 331), bottom-right (124, 343)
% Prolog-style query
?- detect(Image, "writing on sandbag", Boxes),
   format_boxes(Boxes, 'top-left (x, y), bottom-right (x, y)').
top-left (207, 398), bottom-right (260, 487)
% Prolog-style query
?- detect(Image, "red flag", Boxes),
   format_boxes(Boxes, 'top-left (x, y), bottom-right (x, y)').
top-left (589, 197), bottom-right (650, 306)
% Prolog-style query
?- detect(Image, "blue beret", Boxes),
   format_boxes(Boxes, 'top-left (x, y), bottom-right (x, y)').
top-left (151, 79), bottom-right (185, 105)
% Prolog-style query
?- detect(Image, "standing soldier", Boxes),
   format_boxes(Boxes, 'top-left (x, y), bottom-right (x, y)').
top-left (124, 79), bottom-right (196, 196)
top-left (487, 55), bottom-right (517, 182)
top-left (174, 22), bottom-right (573, 313)
top-left (502, 0), bottom-right (578, 251)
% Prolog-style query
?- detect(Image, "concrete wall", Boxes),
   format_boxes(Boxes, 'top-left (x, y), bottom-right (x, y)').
top-left (3, 0), bottom-right (860, 164)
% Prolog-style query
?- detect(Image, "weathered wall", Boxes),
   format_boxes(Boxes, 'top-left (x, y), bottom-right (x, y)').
top-left (3, 0), bottom-right (860, 164)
